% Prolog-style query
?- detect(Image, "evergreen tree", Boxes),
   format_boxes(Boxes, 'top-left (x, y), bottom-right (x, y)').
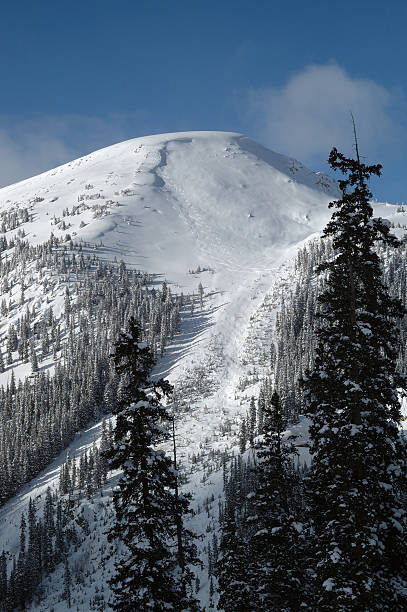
top-left (303, 140), bottom-right (407, 610)
top-left (217, 505), bottom-right (256, 612)
top-left (6, 560), bottom-right (16, 612)
top-left (247, 390), bottom-right (303, 610)
top-left (99, 419), bottom-right (110, 485)
top-left (248, 396), bottom-right (256, 446)
top-left (238, 417), bottom-right (247, 454)
top-left (19, 513), bottom-right (26, 556)
top-left (30, 339), bottom-right (38, 373)
top-left (0, 552), bottom-right (7, 611)
top-left (63, 559), bottom-right (71, 608)
top-left (107, 317), bottom-right (200, 611)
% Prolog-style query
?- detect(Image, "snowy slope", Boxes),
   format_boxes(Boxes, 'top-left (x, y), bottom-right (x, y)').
top-left (0, 131), bottom-right (341, 383)
top-left (0, 130), bottom-right (339, 461)
top-left (1, 131), bottom-right (398, 610)
top-left (0, 131), bottom-right (342, 400)
top-left (0, 131), bottom-right (338, 272)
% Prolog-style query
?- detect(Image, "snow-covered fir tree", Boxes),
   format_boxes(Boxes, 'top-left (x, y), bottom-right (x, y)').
top-left (246, 390), bottom-right (303, 610)
top-left (303, 142), bottom-right (407, 610)
top-left (106, 317), bottom-right (200, 611)
top-left (217, 504), bottom-right (255, 612)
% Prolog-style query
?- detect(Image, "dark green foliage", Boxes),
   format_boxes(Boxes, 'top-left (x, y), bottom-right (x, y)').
top-left (246, 391), bottom-right (303, 610)
top-left (303, 146), bottom-right (407, 610)
top-left (0, 552), bottom-right (7, 611)
top-left (218, 391), bottom-right (305, 611)
top-left (63, 560), bottom-right (72, 608)
top-left (107, 318), bottom-right (200, 611)
top-left (217, 506), bottom-right (256, 612)
top-left (0, 489), bottom-right (75, 611)
top-left (248, 396), bottom-right (256, 445)
top-left (238, 417), bottom-right (248, 454)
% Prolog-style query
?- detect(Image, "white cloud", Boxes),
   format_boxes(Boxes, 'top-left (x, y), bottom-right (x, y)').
top-left (249, 64), bottom-right (404, 163)
top-left (0, 128), bottom-right (74, 188)
top-left (0, 111), bottom-right (151, 188)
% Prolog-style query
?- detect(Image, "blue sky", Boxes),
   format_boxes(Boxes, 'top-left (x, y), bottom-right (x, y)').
top-left (0, 0), bottom-right (406, 201)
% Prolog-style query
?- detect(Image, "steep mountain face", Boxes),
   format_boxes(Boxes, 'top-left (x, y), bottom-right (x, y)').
top-left (0, 131), bottom-right (401, 610)
top-left (0, 131), bottom-right (338, 274)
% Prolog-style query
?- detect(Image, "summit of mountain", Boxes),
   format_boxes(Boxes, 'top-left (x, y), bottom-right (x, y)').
top-left (0, 130), bottom-right (339, 280)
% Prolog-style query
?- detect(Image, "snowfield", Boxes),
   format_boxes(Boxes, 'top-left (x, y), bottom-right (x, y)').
top-left (0, 131), bottom-right (402, 610)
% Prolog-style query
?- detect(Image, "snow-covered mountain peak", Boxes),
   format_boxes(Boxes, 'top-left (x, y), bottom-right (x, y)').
top-left (0, 131), bottom-right (338, 281)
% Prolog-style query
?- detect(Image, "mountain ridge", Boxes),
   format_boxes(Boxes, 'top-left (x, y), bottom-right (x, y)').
top-left (0, 131), bottom-right (338, 276)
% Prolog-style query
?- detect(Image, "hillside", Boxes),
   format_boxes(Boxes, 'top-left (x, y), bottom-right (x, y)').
top-left (0, 131), bottom-right (403, 610)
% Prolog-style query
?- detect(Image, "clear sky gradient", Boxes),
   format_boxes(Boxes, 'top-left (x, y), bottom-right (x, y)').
top-left (0, 0), bottom-right (406, 201)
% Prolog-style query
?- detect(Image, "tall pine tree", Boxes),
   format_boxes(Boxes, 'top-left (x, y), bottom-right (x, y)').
top-left (303, 136), bottom-right (407, 610)
top-left (247, 390), bottom-right (303, 610)
top-left (107, 317), bottom-right (200, 612)
top-left (217, 504), bottom-right (256, 612)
